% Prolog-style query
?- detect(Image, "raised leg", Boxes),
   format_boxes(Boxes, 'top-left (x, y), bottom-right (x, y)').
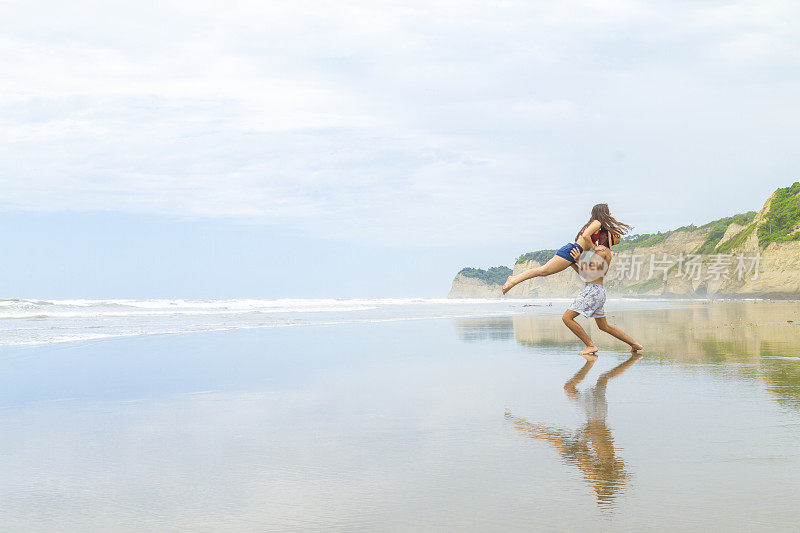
top-left (502, 255), bottom-right (573, 294)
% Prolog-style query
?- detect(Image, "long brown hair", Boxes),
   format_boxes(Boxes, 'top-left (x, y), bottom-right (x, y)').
top-left (577, 204), bottom-right (632, 241)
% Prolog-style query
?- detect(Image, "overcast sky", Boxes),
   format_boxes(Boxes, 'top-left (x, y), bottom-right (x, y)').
top-left (1, 0), bottom-right (799, 298)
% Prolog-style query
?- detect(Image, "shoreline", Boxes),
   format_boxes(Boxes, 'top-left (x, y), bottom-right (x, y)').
top-left (1, 298), bottom-right (797, 350)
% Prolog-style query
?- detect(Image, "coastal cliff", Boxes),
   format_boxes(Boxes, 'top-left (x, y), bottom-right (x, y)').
top-left (449, 183), bottom-right (800, 298)
top-left (448, 267), bottom-right (509, 298)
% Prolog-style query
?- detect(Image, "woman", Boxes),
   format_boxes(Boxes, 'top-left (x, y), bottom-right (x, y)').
top-left (502, 203), bottom-right (631, 295)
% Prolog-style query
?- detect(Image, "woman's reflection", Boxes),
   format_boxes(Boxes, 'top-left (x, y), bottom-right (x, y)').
top-left (505, 353), bottom-right (641, 506)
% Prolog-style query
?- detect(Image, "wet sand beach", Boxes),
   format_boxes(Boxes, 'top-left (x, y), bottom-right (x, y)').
top-left (1, 300), bottom-right (799, 531)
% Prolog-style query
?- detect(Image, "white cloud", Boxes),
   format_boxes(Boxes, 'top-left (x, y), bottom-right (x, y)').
top-left (0, 0), bottom-right (799, 247)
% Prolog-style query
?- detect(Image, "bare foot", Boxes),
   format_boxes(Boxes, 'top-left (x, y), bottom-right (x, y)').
top-left (578, 345), bottom-right (598, 356)
top-left (579, 352), bottom-right (598, 362)
top-left (630, 343), bottom-right (644, 352)
top-left (502, 276), bottom-right (516, 295)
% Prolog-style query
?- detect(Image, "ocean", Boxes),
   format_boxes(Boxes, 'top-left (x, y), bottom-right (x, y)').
top-left (0, 297), bottom-right (690, 347)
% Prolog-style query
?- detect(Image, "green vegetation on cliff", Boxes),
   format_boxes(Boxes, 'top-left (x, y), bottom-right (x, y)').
top-left (757, 182), bottom-right (800, 248)
top-left (458, 266), bottom-right (512, 285)
top-left (697, 211), bottom-right (758, 254)
top-left (505, 208), bottom-right (761, 269)
top-left (716, 223), bottom-right (756, 253)
top-left (456, 183), bottom-right (799, 285)
top-left (611, 212), bottom-right (757, 254)
top-left (615, 228), bottom-right (692, 251)
top-left (515, 249), bottom-right (556, 265)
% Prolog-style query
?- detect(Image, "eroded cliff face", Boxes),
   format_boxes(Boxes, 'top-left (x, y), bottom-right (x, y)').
top-left (449, 185), bottom-right (800, 298)
top-left (447, 274), bottom-right (503, 298)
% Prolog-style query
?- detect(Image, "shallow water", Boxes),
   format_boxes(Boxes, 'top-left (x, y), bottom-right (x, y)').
top-left (1, 301), bottom-right (799, 531)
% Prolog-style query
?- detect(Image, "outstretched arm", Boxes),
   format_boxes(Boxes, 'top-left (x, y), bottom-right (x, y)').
top-left (579, 220), bottom-right (602, 250)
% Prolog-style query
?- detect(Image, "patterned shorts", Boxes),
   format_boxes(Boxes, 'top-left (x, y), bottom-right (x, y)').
top-left (568, 284), bottom-right (606, 318)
